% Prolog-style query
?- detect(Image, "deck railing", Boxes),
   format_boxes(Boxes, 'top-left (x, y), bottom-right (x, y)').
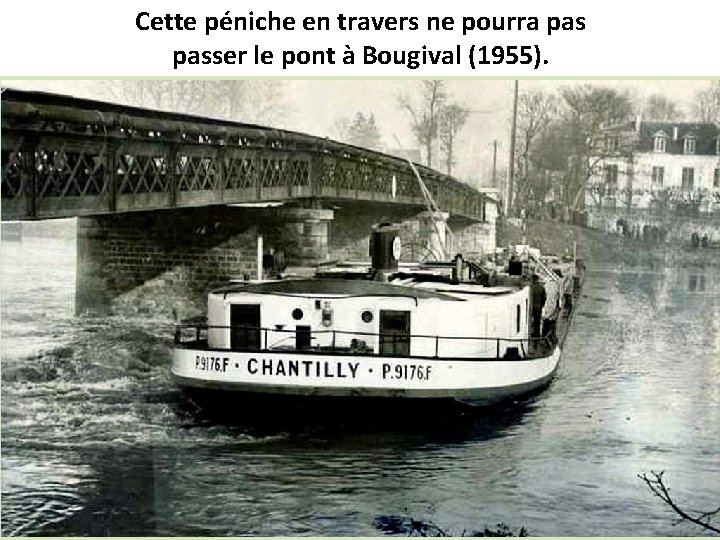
top-left (174, 324), bottom-right (558, 361)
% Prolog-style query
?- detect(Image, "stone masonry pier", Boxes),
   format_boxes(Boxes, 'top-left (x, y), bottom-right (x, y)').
top-left (76, 201), bottom-right (497, 316)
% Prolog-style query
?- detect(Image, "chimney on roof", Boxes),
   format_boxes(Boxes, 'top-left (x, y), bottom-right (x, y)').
top-left (673, 126), bottom-right (679, 141)
top-left (634, 116), bottom-right (641, 132)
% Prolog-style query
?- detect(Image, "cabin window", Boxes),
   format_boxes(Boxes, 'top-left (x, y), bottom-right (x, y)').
top-left (292, 308), bottom-right (304, 320)
top-left (516, 304), bottom-right (521, 334)
top-left (296, 325), bottom-right (311, 350)
top-left (379, 310), bottom-right (410, 356)
top-left (714, 168), bottom-right (720, 188)
top-left (361, 310), bottom-right (374, 323)
top-left (230, 304), bottom-right (261, 351)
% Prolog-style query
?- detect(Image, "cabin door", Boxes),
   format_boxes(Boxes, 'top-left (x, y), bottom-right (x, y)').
top-left (230, 304), bottom-right (261, 350)
top-left (380, 310), bottom-right (411, 356)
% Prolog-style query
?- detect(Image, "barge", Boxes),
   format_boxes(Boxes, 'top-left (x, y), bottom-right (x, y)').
top-left (172, 224), bottom-right (583, 408)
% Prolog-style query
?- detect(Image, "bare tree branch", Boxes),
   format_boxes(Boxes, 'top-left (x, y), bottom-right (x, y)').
top-left (396, 81), bottom-right (448, 168)
top-left (438, 103), bottom-right (470, 175)
top-left (692, 81), bottom-right (720, 123)
top-left (105, 81), bottom-right (286, 125)
top-left (643, 94), bottom-right (685, 121)
top-left (639, 470), bottom-right (720, 534)
top-left (514, 90), bottom-right (557, 210)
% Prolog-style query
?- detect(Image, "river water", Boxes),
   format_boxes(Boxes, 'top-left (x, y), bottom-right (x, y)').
top-left (2, 233), bottom-right (719, 536)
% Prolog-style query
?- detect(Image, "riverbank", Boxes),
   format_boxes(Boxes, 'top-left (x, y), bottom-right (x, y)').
top-left (497, 219), bottom-right (720, 268)
top-left (108, 219), bottom-right (719, 320)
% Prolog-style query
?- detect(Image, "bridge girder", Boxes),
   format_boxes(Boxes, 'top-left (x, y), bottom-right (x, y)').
top-left (1, 89), bottom-right (487, 222)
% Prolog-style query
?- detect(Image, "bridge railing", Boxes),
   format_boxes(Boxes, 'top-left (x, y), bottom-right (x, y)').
top-left (2, 89), bottom-right (487, 221)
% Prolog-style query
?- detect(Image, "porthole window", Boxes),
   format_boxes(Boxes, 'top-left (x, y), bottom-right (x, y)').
top-left (292, 308), bottom-right (304, 320)
top-left (361, 310), bottom-right (374, 323)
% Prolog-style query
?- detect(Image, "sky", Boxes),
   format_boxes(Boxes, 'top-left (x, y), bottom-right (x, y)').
top-left (3, 79), bottom-right (713, 187)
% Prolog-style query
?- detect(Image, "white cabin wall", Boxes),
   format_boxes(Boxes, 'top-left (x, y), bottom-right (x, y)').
top-left (210, 293), bottom-right (418, 352)
top-left (413, 288), bottom-right (531, 358)
top-left (207, 293), bottom-right (229, 348)
top-left (505, 287), bottom-right (531, 355)
top-left (317, 296), bottom-right (417, 352)
top-left (451, 288), bottom-right (531, 357)
top-left (412, 299), bottom-right (486, 357)
top-left (207, 287), bottom-right (533, 358)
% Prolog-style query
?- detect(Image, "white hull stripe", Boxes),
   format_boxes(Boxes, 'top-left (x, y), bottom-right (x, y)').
top-left (172, 347), bottom-right (562, 399)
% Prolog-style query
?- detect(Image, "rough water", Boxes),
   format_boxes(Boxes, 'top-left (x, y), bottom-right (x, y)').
top-left (2, 234), bottom-right (719, 536)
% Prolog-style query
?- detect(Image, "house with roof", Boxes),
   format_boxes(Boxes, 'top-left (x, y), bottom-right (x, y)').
top-left (586, 119), bottom-right (720, 214)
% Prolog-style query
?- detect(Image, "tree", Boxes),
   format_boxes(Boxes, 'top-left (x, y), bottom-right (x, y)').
top-left (643, 94), bottom-right (684, 122)
top-left (514, 90), bottom-right (558, 212)
top-left (106, 80), bottom-right (286, 124)
top-left (397, 81), bottom-right (448, 168)
top-left (346, 112), bottom-right (383, 150)
top-left (558, 85), bottom-right (635, 211)
top-left (639, 471), bottom-right (720, 534)
top-left (692, 81), bottom-right (720, 123)
top-left (438, 103), bottom-right (470, 175)
top-left (511, 85), bottom-right (635, 217)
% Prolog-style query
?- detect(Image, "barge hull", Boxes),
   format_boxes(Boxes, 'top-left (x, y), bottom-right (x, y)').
top-left (172, 347), bottom-right (561, 405)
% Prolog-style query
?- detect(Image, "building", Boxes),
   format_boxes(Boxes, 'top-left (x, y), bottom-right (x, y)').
top-left (586, 119), bottom-right (720, 214)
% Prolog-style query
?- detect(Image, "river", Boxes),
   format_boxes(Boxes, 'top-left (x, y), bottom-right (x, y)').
top-left (1, 232), bottom-right (719, 536)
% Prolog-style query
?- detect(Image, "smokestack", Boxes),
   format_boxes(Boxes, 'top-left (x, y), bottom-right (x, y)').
top-left (369, 223), bottom-right (401, 278)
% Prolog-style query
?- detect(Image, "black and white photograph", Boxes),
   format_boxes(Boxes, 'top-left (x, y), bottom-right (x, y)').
top-left (1, 79), bottom-right (719, 536)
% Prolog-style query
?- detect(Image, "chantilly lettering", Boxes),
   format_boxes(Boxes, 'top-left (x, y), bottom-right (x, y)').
top-left (245, 357), bottom-right (360, 379)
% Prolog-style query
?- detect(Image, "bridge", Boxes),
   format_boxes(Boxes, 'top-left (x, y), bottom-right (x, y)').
top-left (1, 89), bottom-right (486, 221)
top-left (1, 89), bottom-right (496, 315)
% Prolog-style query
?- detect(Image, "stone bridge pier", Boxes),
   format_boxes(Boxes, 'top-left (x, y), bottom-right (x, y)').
top-left (75, 201), bottom-right (497, 317)
top-left (76, 203), bottom-right (340, 316)
top-left (76, 206), bottom-right (280, 317)
top-left (278, 206), bottom-right (335, 266)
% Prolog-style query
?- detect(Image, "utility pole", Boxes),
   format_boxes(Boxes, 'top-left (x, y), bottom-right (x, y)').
top-left (491, 140), bottom-right (499, 187)
top-left (505, 80), bottom-right (519, 217)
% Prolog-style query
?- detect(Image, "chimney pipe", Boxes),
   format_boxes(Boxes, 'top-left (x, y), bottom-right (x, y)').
top-left (369, 223), bottom-right (401, 279)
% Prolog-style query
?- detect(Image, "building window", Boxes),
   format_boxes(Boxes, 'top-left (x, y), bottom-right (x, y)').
top-left (604, 164), bottom-right (618, 185)
top-left (682, 167), bottom-right (695, 191)
top-left (714, 168), bottom-right (720, 188)
top-left (653, 132), bottom-right (667, 153)
top-left (683, 136), bottom-right (696, 155)
top-left (651, 166), bottom-right (664, 187)
top-left (606, 137), bottom-right (618, 152)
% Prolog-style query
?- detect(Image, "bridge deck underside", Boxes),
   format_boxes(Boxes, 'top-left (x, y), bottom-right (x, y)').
top-left (1, 90), bottom-right (486, 222)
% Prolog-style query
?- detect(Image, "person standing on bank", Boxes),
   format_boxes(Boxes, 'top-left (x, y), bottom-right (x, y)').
top-left (530, 274), bottom-right (546, 339)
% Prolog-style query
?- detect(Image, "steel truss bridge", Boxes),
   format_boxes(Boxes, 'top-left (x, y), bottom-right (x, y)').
top-left (1, 89), bottom-right (488, 222)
